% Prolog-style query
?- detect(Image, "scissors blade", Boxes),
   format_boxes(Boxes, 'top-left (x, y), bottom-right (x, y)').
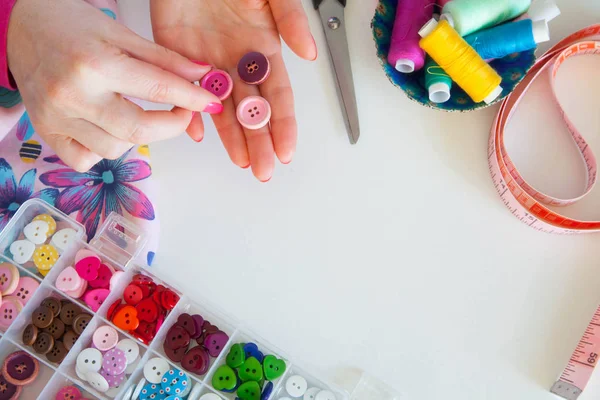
top-left (317, 0), bottom-right (360, 144)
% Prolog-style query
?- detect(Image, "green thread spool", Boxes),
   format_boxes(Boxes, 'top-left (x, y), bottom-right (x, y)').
top-left (424, 56), bottom-right (452, 103)
top-left (441, 0), bottom-right (532, 36)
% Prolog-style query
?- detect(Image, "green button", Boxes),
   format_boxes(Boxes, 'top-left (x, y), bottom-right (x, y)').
top-left (226, 343), bottom-right (246, 368)
top-left (263, 355), bottom-right (286, 381)
top-left (237, 381), bottom-right (261, 400)
top-left (212, 364), bottom-right (237, 391)
top-left (239, 357), bottom-right (263, 382)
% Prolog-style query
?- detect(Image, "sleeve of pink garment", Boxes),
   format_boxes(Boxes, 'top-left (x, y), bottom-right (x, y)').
top-left (0, 0), bottom-right (160, 268)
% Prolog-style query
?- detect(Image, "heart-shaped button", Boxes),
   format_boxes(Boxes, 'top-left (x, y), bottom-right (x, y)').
top-left (132, 274), bottom-right (153, 285)
top-left (9, 240), bottom-right (35, 264)
top-left (164, 341), bottom-right (186, 363)
top-left (191, 315), bottom-right (205, 339)
top-left (239, 357), bottom-right (263, 382)
top-left (9, 276), bottom-right (39, 306)
top-left (243, 343), bottom-right (264, 363)
top-left (33, 244), bottom-right (59, 271)
top-left (226, 343), bottom-right (246, 368)
top-left (263, 355), bottom-right (286, 381)
top-left (50, 228), bottom-right (77, 253)
top-left (132, 320), bottom-right (156, 344)
top-left (112, 305), bottom-right (139, 331)
top-left (56, 266), bottom-right (84, 292)
top-left (0, 262), bottom-right (20, 296)
top-left (212, 365), bottom-right (237, 391)
top-left (33, 214), bottom-right (57, 236)
top-left (181, 346), bottom-right (210, 376)
top-left (23, 220), bottom-right (50, 245)
top-left (203, 331), bottom-right (229, 357)
top-left (165, 324), bottom-right (190, 350)
top-left (136, 298), bottom-right (159, 323)
top-left (176, 313), bottom-right (197, 336)
top-left (83, 288), bottom-right (110, 312)
top-left (160, 289), bottom-right (180, 310)
top-left (74, 248), bottom-right (100, 264)
top-left (237, 381), bottom-right (261, 400)
top-left (151, 284), bottom-right (165, 305)
top-left (197, 321), bottom-right (220, 344)
top-left (123, 284), bottom-right (143, 306)
top-left (89, 264), bottom-right (113, 289)
top-left (63, 279), bottom-right (88, 299)
top-left (75, 257), bottom-right (100, 281)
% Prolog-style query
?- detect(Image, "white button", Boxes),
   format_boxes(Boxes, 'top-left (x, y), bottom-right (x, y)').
top-left (76, 365), bottom-right (87, 381)
top-left (286, 375), bottom-right (308, 397)
top-left (9, 240), bottom-right (35, 264)
top-left (23, 220), bottom-right (49, 245)
top-left (125, 355), bottom-right (140, 374)
top-left (132, 378), bottom-right (146, 400)
top-left (304, 388), bottom-right (321, 400)
top-left (121, 384), bottom-right (134, 400)
top-left (315, 390), bottom-right (336, 400)
top-left (76, 348), bottom-right (103, 373)
top-left (117, 338), bottom-right (140, 364)
top-left (50, 228), bottom-right (77, 253)
top-left (86, 371), bottom-right (110, 393)
top-left (143, 357), bottom-right (170, 384)
top-left (198, 394), bottom-right (222, 400)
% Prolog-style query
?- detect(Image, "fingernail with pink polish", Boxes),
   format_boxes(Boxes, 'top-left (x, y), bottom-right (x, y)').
top-left (203, 103), bottom-right (224, 114)
top-left (191, 60), bottom-right (211, 67)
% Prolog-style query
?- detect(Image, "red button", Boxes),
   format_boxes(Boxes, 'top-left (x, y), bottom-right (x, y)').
top-left (132, 320), bottom-right (156, 344)
top-left (160, 290), bottom-right (180, 311)
top-left (200, 69), bottom-right (233, 101)
top-left (106, 299), bottom-right (122, 321)
top-left (124, 284), bottom-right (143, 306)
top-left (236, 96), bottom-right (271, 130)
top-left (135, 298), bottom-right (158, 323)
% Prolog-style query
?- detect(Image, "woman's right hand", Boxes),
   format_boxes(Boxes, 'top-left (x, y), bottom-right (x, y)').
top-left (7, 0), bottom-right (222, 172)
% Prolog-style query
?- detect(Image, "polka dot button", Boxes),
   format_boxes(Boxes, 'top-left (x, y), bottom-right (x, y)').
top-left (286, 375), bottom-right (308, 397)
top-left (161, 368), bottom-right (189, 396)
top-left (236, 96), bottom-right (271, 130)
top-left (76, 348), bottom-right (103, 374)
top-left (0, 263), bottom-right (19, 295)
top-left (102, 348), bottom-right (127, 375)
top-left (100, 368), bottom-right (125, 388)
top-left (33, 214), bottom-right (57, 236)
top-left (200, 69), bottom-right (234, 101)
top-left (33, 244), bottom-right (59, 271)
top-left (144, 357), bottom-right (170, 384)
top-left (237, 52), bottom-right (271, 85)
top-left (93, 325), bottom-right (119, 351)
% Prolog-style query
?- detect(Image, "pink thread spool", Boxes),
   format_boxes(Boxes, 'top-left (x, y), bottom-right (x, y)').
top-left (388, 0), bottom-right (435, 73)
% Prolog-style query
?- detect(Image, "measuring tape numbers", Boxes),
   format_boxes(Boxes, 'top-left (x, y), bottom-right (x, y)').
top-left (488, 24), bottom-right (600, 399)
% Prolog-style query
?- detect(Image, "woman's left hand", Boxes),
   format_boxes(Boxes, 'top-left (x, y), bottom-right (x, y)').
top-left (150, 0), bottom-right (317, 182)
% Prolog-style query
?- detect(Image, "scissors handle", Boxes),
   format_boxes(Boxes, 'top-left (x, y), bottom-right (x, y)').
top-left (313, 0), bottom-right (346, 10)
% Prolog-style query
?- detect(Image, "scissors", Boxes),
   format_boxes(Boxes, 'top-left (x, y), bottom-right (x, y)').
top-left (313, 0), bottom-right (360, 144)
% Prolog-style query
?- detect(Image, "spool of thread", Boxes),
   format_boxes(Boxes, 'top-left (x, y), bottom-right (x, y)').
top-left (388, 0), bottom-right (435, 73)
top-left (464, 19), bottom-right (549, 60)
top-left (424, 56), bottom-right (452, 103)
top-left (419, 19), bottom-right (503, 104)
top-left (441, 0), bottom-right (531, 36)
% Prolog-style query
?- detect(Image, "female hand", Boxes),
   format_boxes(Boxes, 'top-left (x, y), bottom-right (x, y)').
top-left (7, 0), bottom-right (222, 172)
top-left (150, 0), bottom-right (317, 181)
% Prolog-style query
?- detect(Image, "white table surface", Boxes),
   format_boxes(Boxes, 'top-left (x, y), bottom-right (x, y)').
top-left (119, 1), bottom-right (600, 399)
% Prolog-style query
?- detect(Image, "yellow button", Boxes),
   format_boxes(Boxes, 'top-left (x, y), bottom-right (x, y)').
top-left (33, 245), bottom-right (59, 271)
top-left (33, 214), bottom-right (57, 236)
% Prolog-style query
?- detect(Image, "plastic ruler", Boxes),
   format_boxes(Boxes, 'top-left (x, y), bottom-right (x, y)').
top-left (487, 24), bottom-right (600, 399)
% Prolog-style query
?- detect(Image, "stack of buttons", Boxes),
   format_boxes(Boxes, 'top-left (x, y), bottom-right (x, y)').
top-left (163, 313), bottom-right (228, 376)
top-left (9, 213), bottom-right (78, 276)
top-left (0, 350), bottom-right (39, 398)
top-left (75, 325), bottom-right (141, 397)
top-left (55, 248), bottom-right (119, 311)
top-left (211, 342), bottom-right (286, 400)
top-left (276, 375), bottom-right (337, 400)
top-left (55, 385), bottom-right (92, 400)
top-left (235, 52), bottom-right (272, 130)
top-left (23, 297), bottom-right (92, 364)
top-left (108, 274), bottom-right (180, 344)
top-left (0, 262), bottom-right (40, 330)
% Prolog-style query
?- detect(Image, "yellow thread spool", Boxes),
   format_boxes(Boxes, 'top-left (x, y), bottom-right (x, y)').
top-left (418, 19), bottom-right (503, 104)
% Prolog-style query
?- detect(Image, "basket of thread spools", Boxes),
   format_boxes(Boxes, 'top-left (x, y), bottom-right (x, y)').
top-left (372, 0), bottom-right (560, 111)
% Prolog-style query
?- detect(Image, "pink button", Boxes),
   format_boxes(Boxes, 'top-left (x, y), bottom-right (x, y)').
top-left (74, 249), bottom-right (100, 264)
top-left (63, 279), bottom-right (88, 299)
top-left (76, 257), bottom-right (100, 281)
top-left (200, 69), bottom-right (233, 101)
top-left (89, 264), bottom-right (113, 289)
top-left (9, 277), bottom-right (39, 306)
top-left (0, 296), bottom-right (23, 330)
top-left (56, 385), bottom-right (82, 400)
top-left (236, 96), bottom-right (271, 130)
top-left (83, 288), bottom-right (110, 312)
top-left (56, 267), bottom-right (85, 292)
top-left (0, 263), bottom-right (19, 296)
top-left (93, 325), bottom-right (119, 351)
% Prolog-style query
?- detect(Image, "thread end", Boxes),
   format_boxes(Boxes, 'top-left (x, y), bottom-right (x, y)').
top-left (428, 83), bottom-right (451, 103)
top-left (395, 59), bottom-right (415, 73)
top-left (483, 86), bottom-right (503, 104)
top-left (532, 20), bottom-right (550, 43)
top-left (527, 0), bottom-right (561, 23)
top-left (440, 13), bottom-right (454, 27)
top-left (419, 18), bottom-right (439, 38)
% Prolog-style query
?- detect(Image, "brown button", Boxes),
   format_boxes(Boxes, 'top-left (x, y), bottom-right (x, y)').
top-left (2, 351), bottom-right (39, 386)
top-left (46, 340), bottom-right (68, 364)
top-left (72, 313), bottom-right (92, 335)
top-left (32, 305), bottom-right (54, 329)
top-left (22, 324), bottom-right (38, 346)
top-left (43, 318), bottom-right (65, 340)
top-left (32, 331), bottom-right (54, 355)
top-left (63, 330), bottom-right (79, 351)
top-left (59, 303), bottom-right (81, 326)
top-left (41, 298), bottom-right (61, 317)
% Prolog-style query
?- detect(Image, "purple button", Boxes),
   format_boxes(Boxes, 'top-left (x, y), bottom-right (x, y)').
top-left (237, 52), bottom-right (271, 85)
top-left (236, 96), bottom-right (271, 130)
top-left (200, 69), bottom-right (233, 101)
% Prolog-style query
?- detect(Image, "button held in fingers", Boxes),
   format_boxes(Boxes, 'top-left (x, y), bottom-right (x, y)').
top-left (236, 96), bottom-right (271, 130)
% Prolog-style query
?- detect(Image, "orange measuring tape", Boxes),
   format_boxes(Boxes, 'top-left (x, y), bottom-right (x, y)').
top-left (488, 24), bottom-right (600, 399)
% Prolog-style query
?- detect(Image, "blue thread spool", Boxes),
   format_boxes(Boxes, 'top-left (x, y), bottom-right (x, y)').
top-left (464, 19), bottom-right (549, 61)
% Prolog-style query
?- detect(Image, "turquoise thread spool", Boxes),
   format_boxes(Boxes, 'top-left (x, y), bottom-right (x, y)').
top-left (424, 56), bottom-right (452, 103)
top-left (441, 0), bottom-right (532, 36)
top-left (464, 19), bottom-right (549, 60)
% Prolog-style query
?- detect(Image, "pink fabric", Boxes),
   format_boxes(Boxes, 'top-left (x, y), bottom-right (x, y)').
top-left (0, 0), bottom-right (17, 90)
